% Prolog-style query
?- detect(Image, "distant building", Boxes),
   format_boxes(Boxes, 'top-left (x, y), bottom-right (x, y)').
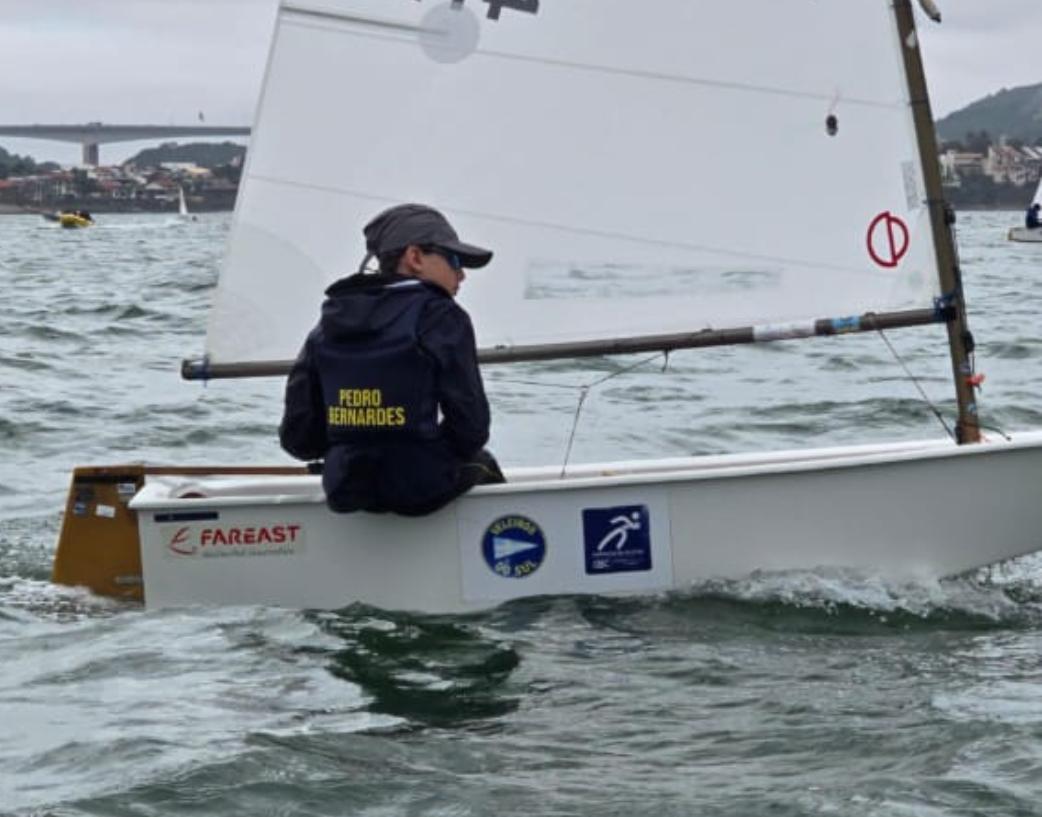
top-left (941, 139), bottom-right (1042, 188)
top-left (940, 150), bottom-right (985, 186)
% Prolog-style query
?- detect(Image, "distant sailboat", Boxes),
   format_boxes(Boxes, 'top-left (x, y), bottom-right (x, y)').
top-left (177, 186), bottom-right (192, 220)
top-left (1008, 177), bottom-right (1042, 242)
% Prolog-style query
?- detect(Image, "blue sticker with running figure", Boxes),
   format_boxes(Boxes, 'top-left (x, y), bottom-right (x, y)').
top-left (482, 515), bottom-right (547, 579)
top-left (582, 505), bottom-right (652, 574)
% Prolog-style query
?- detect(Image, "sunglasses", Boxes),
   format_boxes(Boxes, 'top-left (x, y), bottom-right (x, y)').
top-left (422, 246), bottom-right (463, 271)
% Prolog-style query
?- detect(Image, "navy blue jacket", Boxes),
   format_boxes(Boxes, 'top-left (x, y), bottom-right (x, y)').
top-left (279, 272), bottom-right (492, 515)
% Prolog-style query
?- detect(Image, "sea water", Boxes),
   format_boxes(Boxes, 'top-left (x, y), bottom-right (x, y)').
top-left (2, 211), bottom-right (1042, 816)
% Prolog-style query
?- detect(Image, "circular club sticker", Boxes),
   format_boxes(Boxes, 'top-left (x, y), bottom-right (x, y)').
top-left (481, 515), bottom-right (546, 579)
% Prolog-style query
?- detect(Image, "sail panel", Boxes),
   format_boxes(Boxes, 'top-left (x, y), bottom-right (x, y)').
top-left (206, 0), bottom-right (940, 365)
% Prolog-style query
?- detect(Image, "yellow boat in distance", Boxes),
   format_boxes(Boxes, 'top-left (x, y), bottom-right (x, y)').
top-left (57, 210), bottom-right (94, 229)
top-left (41, 209), bottom-right (95, 228)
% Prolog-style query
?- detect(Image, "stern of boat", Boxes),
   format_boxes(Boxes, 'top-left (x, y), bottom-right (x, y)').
top-left (52, 465), bottom-right (311, 603)
top-left (52, 465), bottom-right (149, 601)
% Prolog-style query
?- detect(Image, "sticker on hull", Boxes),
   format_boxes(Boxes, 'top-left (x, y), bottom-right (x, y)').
top-left (481, 515), bottom-right (546, 579)
top-left (582, 504), bottom-right (651, 575)
top-left (158, 515), bottom-right (304, 559)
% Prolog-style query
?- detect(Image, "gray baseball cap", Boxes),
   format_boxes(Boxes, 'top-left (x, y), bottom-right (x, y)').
top-left (362, 203), bottom-right (493, 269)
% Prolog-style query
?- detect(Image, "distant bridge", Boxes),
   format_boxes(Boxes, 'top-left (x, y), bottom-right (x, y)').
top-left (0, 123), bottom-right (251, 166)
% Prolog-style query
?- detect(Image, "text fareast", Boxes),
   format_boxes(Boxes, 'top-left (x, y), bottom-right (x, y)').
top-left (200, 524), bottom-right (303, 547)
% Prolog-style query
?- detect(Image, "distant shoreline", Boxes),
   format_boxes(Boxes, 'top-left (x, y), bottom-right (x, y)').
top-left (0, 203), bottom-right (1022, 216)
top-left (0, 203), bottom-right (232, 216)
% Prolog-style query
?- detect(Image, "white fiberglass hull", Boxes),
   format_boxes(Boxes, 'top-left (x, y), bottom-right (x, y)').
top-left (1008, 227), bottom-right (1042, 243)
top-left (127, 431), bottom-right (1042, 613)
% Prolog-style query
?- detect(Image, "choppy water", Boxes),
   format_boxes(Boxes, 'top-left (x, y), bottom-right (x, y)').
top-left (3, 211), bottom-right (1042, 816)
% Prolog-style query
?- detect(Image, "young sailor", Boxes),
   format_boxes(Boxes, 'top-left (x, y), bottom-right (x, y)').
top-left (1026, 202), bottom-right (1041, 230)
top-left (279, 203), bottom-right (505, 516)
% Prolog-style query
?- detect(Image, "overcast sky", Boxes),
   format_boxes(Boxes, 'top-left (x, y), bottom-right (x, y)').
top-left (0, 0), bottom-right (1039, 165)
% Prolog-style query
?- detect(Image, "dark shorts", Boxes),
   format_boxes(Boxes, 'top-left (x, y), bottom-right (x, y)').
top-left (322, 442), bottom-right (505, 517)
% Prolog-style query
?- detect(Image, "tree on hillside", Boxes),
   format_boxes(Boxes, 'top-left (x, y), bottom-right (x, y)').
top-left (964, 130), bottom-right (993, 154)
top-left (0, 144), bottom-right (39, 178)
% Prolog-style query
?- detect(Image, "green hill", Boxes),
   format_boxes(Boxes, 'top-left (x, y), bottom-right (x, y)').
top-left (0, 145), bottom-right (57, 178)
top-left (936, 83), bottom-right (1042, 145)
top-left (124, 141), bottom-right (246, 169)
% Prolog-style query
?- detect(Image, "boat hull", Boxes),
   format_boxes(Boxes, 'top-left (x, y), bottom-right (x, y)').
top-left (1008, 226), bottom-right (1042, 242)
top-left (58, 213), bottom-right (92, 229)
top-left (69, 432), bottom-right (1042, 613)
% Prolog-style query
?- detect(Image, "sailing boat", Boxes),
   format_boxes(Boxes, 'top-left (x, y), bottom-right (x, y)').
top-left (177, 185), bottom-right (195, 220)
top-left (52, 0), bottom-right (1042, 612)
top-left (1007, 176), bottom-right (1042, 242)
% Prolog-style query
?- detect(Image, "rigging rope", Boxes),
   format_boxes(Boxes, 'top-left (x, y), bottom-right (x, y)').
top-left (495, 315), bottom-right (1006, 477)
top-left (874, 327), bottom-right (956, 441)
top-left (494, 352), bottom-right (669, 477)
top-left (875, 329), bottom-right (1009, 443)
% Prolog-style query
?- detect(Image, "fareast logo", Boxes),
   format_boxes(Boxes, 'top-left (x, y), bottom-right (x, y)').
top-left (167, 526), bottom-right (196, 556)
top-left (164, 523), bottom-right (304, 559)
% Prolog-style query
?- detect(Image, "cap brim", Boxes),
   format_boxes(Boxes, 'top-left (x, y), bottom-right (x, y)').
top-left (439, 240), bottom-right (493, 269)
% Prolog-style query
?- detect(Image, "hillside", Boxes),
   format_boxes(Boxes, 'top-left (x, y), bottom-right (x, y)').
top-left (936, 83), bottom-right (1042, 145)
top-left (0, 145), bottom-right (58, 178)
top-left (124, 141), bottom-right (246, 169)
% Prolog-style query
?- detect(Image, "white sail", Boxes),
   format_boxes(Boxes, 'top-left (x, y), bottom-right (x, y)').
top-left (1031, 177), bottom-right (1042, 209)
top-left (1007, 174), bottom-right (1042, 242)
top-left (205, 0), bottom-right (941, 366)
top-left (178, 186), bottom-right (189, 218)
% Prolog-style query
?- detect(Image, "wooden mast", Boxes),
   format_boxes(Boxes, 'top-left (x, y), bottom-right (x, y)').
top-left (891, 0), bottom-right (981, 443)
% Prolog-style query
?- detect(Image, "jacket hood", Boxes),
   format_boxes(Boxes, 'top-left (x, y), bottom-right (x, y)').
top-left (319, 272), bottom-right (441, 342)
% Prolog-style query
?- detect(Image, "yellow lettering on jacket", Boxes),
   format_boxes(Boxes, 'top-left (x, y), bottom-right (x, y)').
top-left (338, 388), bottom-right (383, 407)
top-left (327, 404), bottom-right (407, 428)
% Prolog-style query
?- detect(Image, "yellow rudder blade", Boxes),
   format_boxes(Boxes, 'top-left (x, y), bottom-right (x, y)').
top-left (52, 465), bottom-right (147, 602)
